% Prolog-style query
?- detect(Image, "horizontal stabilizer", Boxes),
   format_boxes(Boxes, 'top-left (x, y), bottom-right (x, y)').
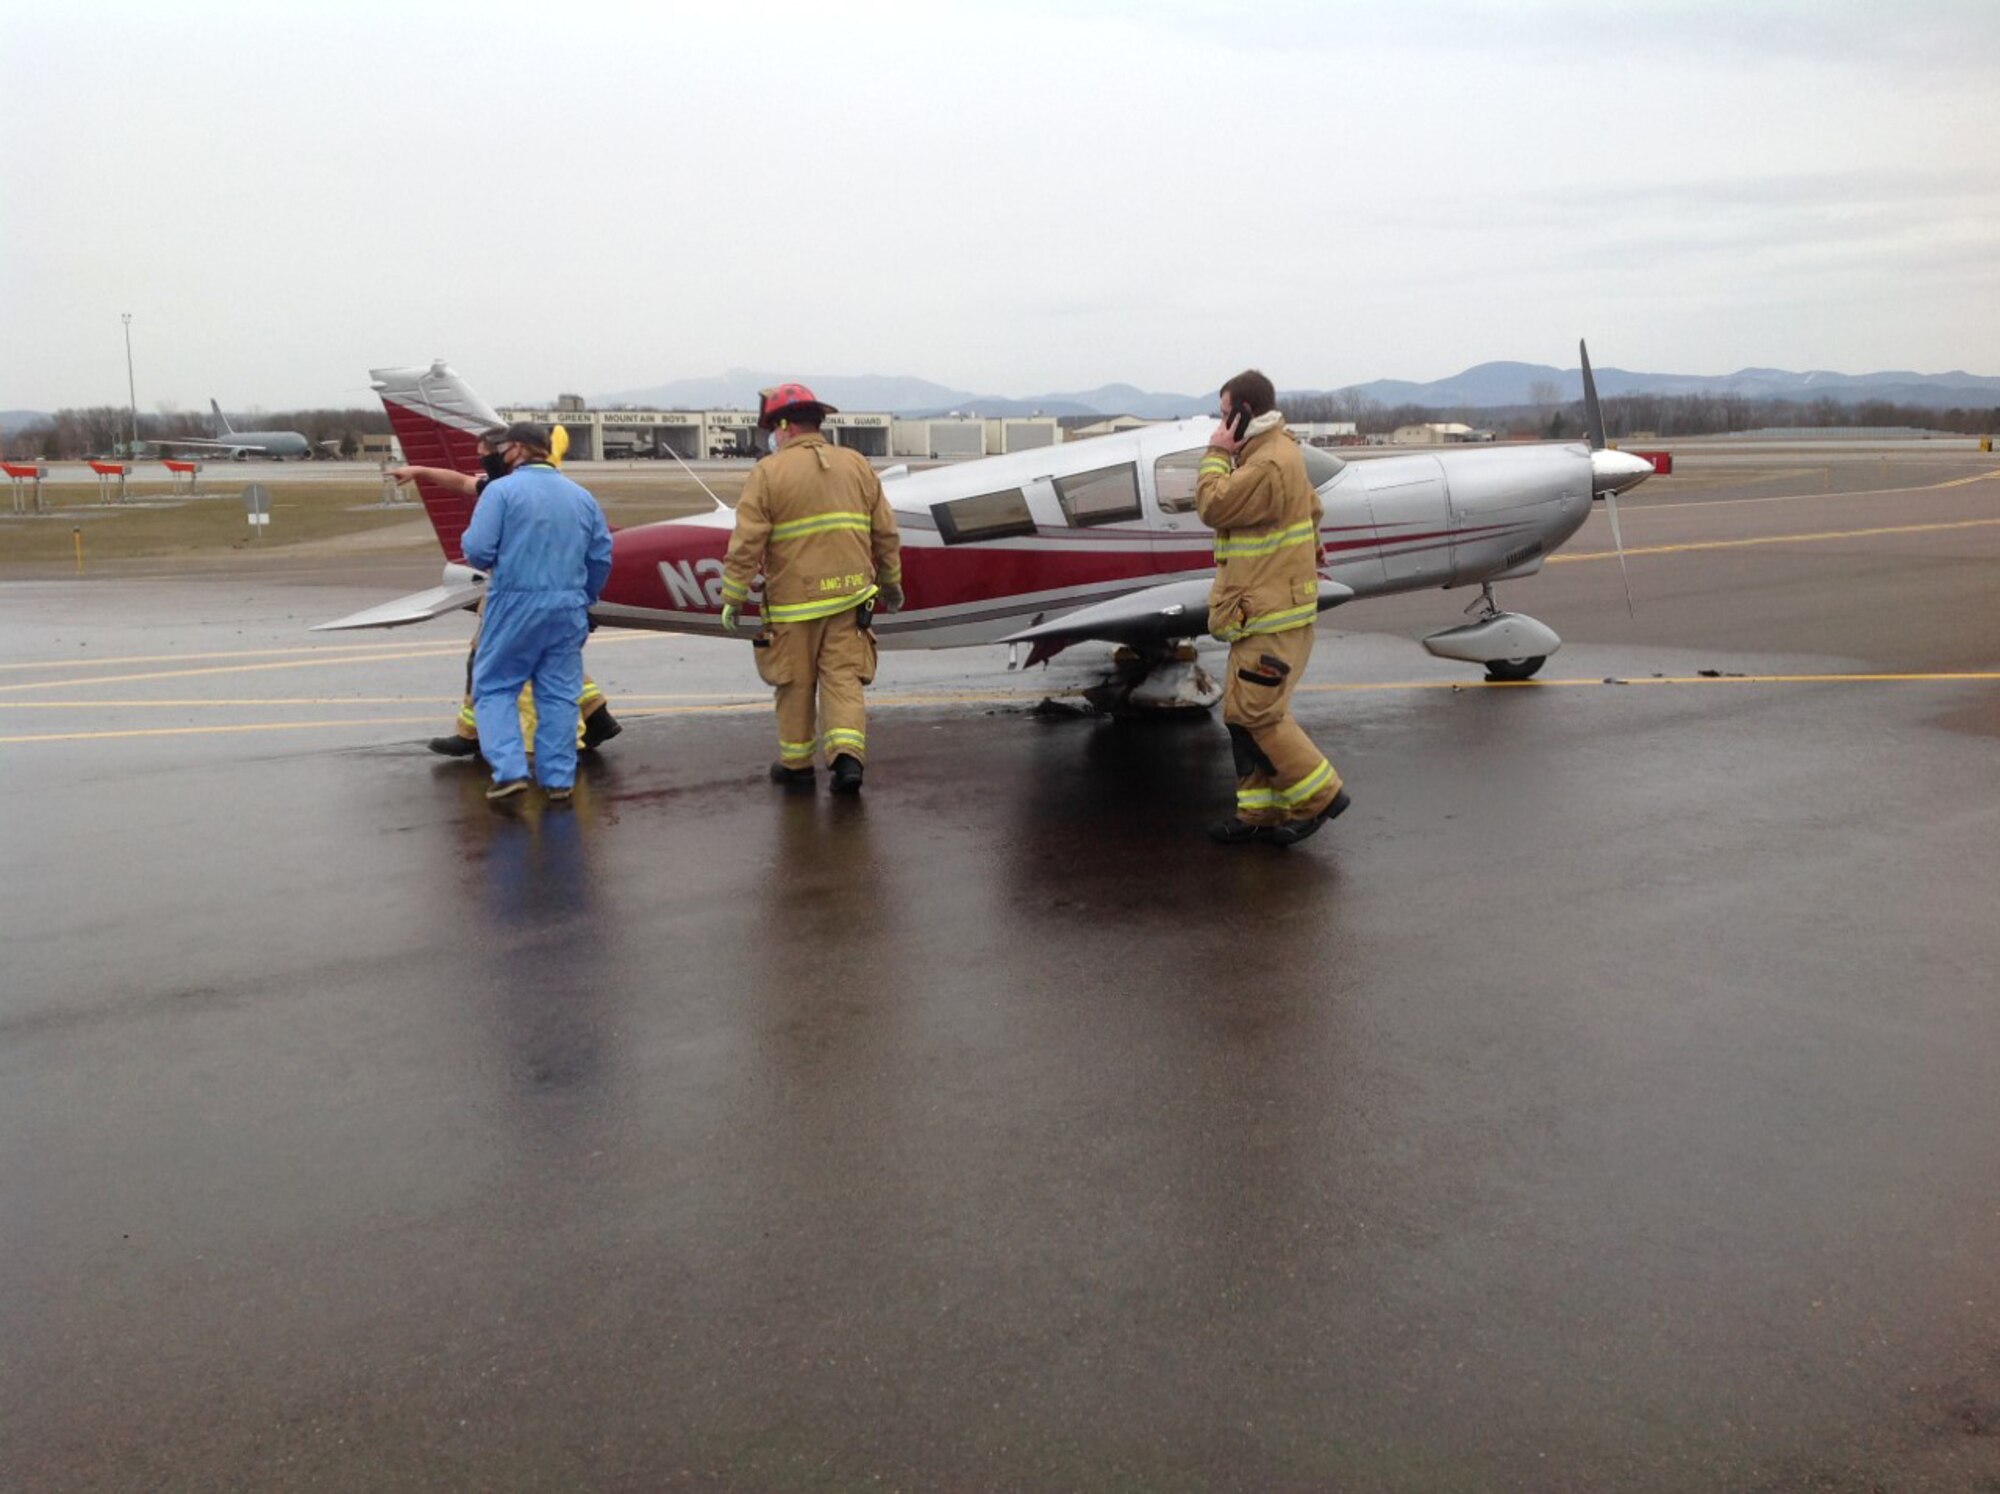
top-left (313, 581), bottom-right (483, 632)
top-left (1002, 576), bottom-right (1354, 658)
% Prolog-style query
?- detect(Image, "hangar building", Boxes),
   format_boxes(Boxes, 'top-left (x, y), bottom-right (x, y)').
top-left (497, 406), bottom-right (896, 460)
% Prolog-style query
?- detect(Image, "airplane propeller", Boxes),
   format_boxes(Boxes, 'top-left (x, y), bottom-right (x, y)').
top-left (1581, 338), bottom-right (1643, 618)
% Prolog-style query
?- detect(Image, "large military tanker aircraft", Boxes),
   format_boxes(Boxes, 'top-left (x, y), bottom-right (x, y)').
top-left (321, 348), bottom-right (1651, 703)
top-left (147, 400), bottom-right (316, 460)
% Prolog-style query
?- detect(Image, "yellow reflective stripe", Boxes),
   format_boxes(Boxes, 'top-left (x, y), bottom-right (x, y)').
top-left (1199, 457), bottom-right (1233, 477)
top-left (1236, 787), bottom-right (1279, 808)
top-left (579, 679), bottom-right (604, 707)
top-left (1213, 521), bottom-right (1317, 559)
top-left (719, 576), bottom-right (750, 602)
top-left (764, 584), bottom-right (879, 624)
top-left (778, 738), bottom-right (816, 764)
top-left (769, 511), bottom-right (872, 542)
top-left (1277, 759), bottom-right (1334, 807)
top-left (822, 729), bottom-right (866, 752)
top-left (456, 702), bottom-right (477, 729)
top-left (1219, 601), bottom-right (1320, 640)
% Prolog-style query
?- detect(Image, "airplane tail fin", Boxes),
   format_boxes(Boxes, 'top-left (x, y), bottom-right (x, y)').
top-left (370, 360), bottom-right (504, 563)
top-left (210, 398), bottom-right (236, 435)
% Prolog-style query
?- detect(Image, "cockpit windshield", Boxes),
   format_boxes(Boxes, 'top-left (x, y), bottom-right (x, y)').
top-left (1300, 444), bottom-right (1346, 487)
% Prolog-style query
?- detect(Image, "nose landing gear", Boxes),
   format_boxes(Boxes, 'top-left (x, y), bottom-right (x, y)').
top-left (1422, 582), bottom-right (1561, 682)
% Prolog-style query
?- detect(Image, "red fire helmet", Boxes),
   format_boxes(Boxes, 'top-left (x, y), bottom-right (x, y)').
top-left (757, 382), bottom-right (837, 431)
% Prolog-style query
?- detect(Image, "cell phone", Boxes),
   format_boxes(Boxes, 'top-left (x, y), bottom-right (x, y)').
top-left (1229, 406), bottom-right (1251, 441)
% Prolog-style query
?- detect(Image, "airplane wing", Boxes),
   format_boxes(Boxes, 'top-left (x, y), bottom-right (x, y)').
top-left (1000, 576), bottom-right (1354, 664)
top-left (312, 581), bottom-right (484, 631)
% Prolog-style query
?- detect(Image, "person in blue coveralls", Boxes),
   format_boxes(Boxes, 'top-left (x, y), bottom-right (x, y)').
top-left (459, 421), bottom-right (614, 805)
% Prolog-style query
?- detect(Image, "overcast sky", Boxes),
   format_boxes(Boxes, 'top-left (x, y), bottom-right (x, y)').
top-left (4, 0), bottom-right (1995, 411)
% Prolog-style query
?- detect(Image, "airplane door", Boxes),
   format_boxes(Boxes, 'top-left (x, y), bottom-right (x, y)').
top-left (1360, 455), bottom-right (1451, 587)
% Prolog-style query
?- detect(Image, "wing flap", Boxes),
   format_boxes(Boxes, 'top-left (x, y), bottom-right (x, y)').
top-left (313, 582), bottom-right (483, 631)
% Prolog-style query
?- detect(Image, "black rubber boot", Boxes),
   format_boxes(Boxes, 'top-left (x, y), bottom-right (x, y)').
top-left (581, 706), bottom-right (622, 749)
top-left (1208, 819), bottom-right (1272, 845)
top-left (428, 735), bottom-right (482, 758)
top-left (829, 755), bottom-right (865, 796)
top-left (1266, 789), bottom-right (1351, 847)
top-left (769, 762), bottom-right (816, 790)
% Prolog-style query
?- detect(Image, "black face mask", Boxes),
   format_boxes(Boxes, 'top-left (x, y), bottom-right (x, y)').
top-left (479, 452), bottom-right (509, 481)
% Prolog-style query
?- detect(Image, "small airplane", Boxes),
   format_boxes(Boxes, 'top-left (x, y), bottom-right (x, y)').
top-left (146, 399), bottom-right (315, 460)
top-left (319, 346), bottom-right (1652, 705)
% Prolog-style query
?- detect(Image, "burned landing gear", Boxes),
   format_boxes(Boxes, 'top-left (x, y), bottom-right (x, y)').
top-left (1422, 582), bottom-right (1562, 683)
top-left (1083, 642), bottom-right (1222, 714)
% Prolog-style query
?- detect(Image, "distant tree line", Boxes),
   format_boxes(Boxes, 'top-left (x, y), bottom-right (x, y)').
top-left (11, 406), bottom-right (392, 461)
top-left (1280, 389), bottom-right (2000, 441)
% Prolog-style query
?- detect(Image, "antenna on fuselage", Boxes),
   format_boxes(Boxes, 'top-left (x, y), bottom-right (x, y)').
top-left (658, 441), bottom-right (728, 512)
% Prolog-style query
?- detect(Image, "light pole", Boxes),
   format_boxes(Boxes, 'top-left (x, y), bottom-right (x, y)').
top-left (122, 313), bottom-right (138, 456)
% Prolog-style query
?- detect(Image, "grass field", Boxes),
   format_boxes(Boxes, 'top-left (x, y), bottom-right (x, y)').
top-left (0, 471), bottom-right (739, 568)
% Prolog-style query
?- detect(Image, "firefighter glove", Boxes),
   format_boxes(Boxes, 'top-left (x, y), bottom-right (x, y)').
top-left (876, 582), bottom-right (905, 614)
top-left (720, 602), bottom-right (740, 633)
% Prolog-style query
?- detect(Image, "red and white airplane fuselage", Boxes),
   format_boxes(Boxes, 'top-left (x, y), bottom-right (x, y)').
top-left (327, 360), bottom-right (1651, 687)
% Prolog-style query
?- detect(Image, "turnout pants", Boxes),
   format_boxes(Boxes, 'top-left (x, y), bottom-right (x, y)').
top-left (754, 607), bottom-right (878, 769)
top-left (1222, 624), bottom-right (1341, 826)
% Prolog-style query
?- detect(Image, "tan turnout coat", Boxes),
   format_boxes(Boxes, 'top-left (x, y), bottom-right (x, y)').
top-left (721, 435), bottom-right (901, 625)
top-left (1194, 422), bottom-right (1323, 642)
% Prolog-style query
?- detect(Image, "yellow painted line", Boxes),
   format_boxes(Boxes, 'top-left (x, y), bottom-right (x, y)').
top-left (0, 628), bottom-right (661, 676)
top-left (1553, 516), bottom-right (2000, 563)
top-left (0, 697), bottom-right (465, 709)
top-left (8, 674), bottom-right (1993, 745)
top-left (1296, 671), bottom-right (2000, 693)
top-left (1623, 466), bottom-right (2000, 513)
top-left (0, 691), bottom-right (767, 709)
top-left (0, 638), bottom-right (466, 672)
top-left (0, 648), bottom-right (475, 693)
top-left (0, 687), bottom-right (1090, 743)
top-left (0, 716), bottom-right (441, 744)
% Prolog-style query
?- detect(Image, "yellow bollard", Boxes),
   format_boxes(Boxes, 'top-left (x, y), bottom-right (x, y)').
top-left (73, 527), bottom-right (84, 574)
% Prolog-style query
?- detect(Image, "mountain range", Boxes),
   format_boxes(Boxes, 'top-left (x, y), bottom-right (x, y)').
top-left (596, 364), bottom-right (2000, 418)
top-left (8, 364), bottom-right (1996, 436)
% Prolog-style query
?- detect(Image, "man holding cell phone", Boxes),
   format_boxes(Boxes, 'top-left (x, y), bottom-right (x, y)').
top-left (1195, 369), bottom-right (1350, 847)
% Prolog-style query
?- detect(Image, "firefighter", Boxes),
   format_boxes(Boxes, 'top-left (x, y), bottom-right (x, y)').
top-left (1196, 370), bottom-right (1351, 846)
top-left (719, 383), bottom-right (902, 795)
top-left (392, 429), bottom-right (622, 760)
top-left (459, 422), bottom-right (614, 802)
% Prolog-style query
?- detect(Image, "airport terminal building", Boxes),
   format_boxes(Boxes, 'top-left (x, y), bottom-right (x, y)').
top-left (497, 404), bottom-right (1060, 462)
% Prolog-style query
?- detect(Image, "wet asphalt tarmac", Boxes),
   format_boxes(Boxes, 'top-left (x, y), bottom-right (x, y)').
top-left (4, 450), bottom-right (2000, 1490)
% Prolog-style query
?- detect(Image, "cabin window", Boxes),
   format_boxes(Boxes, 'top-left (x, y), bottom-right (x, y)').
top-left (1053, 462), bottom-right (1141, 527)
top-left (932, 487), bottom-right (1037, 545)
top-left (1154, 450), bottom-right (1202, 514)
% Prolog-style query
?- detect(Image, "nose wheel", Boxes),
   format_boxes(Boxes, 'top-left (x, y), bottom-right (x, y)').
top-left (1483, 654), bottom-right (1548, 682)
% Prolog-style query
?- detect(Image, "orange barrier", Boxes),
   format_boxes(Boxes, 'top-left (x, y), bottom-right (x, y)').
top-left (163, 458), bottom-right (202, 495)
top-left (87, 460), bottom-right (128, 502)
top-left (4, 460), bottom-right (45, 514)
